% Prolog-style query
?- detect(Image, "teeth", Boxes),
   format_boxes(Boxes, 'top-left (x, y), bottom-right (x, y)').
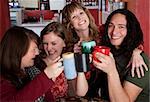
top-left (79, 21), bottom-right (85, 25)
top-left (48, 51), bottom-right (55, 55)
top-left (49, 52), bottom-right (55, 55)
top-left (112, 36), bottom-right (120, 39)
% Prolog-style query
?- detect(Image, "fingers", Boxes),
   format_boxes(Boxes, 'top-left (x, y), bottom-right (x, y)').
top-left (95, 52), bottom-right (109, 64)
top-left (74, 43), bottom-right (82, 53)
top-left (131, 66), bottom-right (135, 77)
top-left (89, 54), bottom-right (92, 63)
top-left (45, 50), bottom-right (49, 56)
top-left (93, 60), bottom-right (102, 70)
top-left (53, 56), bottom-right (61, 63)
top-left (135, 67), bottom-right (141, 78)
top-left (139, 66), bottom-right (144, 77)
top-left (131, 61), bottom-right (135, 77)
top-left (131, 53), bottom-right (148, 78)
top-left (78, 39), bottom-right (82, 45)
top-left (142, 63), bottom-right (148, 71)
top-left (56, 61), bottom-right (63, 68)
top-left (132, 64), bottom-right (148, 78)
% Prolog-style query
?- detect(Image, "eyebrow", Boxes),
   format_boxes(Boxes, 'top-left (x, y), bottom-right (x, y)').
top-left (109, 22), bottom-right (126, 26)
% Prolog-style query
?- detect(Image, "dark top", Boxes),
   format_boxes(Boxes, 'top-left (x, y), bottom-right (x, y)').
top-left (86, 52), bottom-right (149, 102)
top-left (126, 53), bottom-right (149, 102)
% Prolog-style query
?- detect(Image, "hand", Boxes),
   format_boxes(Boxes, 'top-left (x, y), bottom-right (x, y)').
top-left (130, 48), bottom-right (148, 78)
top-left (89, 54), bottom-right (92, 63)
top-left (44, 57), bottom-right (64, 81)
top-left (92, 52), bottom-right (117, 75)
top-left (74, 39), bottom-right (82, 53)
top-left (44, 56), bottom-right (61, 66)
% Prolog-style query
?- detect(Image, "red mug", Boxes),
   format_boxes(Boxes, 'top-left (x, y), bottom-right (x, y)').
top-left (92, 46), bottom-right (110, 62)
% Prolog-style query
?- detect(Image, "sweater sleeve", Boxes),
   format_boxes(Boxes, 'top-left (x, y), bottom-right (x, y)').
top-left (0, 72), bottom-right (55, 102)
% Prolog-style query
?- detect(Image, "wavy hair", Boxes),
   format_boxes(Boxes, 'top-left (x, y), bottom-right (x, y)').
top-left (61, 1), bottom-right (100, 48)
top-left (39, 22), bottom-right (70, 57)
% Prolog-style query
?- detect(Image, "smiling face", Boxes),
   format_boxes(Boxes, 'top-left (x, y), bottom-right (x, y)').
top-left (108, 13), bottom-right (127, 49)
top-left (42, 32), bottom-right (66, 60)
top-left (70, 8), bottom-right (89, 32)
top-left (21, 41), bottom-right (39, 68)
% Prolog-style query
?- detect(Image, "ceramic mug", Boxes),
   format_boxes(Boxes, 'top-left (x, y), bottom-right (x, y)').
top-left (92, 46), bottom-right (110, 62)
top-left (62, 52), bottom-right (77, 80)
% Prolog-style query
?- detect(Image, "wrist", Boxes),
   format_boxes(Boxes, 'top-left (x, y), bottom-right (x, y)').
top-left (107, 69), bottom-right (119, 78)
top-left (133, 48), bottom-right (142, 56)
top-left (77, 72), bottom-right (84, 76)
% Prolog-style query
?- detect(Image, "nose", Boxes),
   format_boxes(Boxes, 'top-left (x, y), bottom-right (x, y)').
top-left (112, 26), bottom-right (119, 35)
top-left (35, 48), bottom-right (40, 55)
top-left (47, 43), bottom-right (52, 51)
top-left (77, 15), bottom-right (82, 20)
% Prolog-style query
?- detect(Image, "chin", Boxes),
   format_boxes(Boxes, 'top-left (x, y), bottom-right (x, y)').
top-left (51, 56), bottom-right (58, 60)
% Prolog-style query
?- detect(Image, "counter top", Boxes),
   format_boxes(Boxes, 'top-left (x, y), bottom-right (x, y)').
top-left (21, 20), bottom-right (53, 27)
top-left (10, 8), bottom-right (24, 12)
top-left (20, 20), bottom-right (53, 36)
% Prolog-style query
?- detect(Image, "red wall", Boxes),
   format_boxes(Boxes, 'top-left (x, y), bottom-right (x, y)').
top-left (0, 0), bottom-right (11, 40)
top-left (89, 9), bottom-right (99, 26)
top-left (128, 0), bottom-right (149, 56)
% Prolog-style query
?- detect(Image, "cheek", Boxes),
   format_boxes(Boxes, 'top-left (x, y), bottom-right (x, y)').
top-left (108, 28), bottom-right (113, 36)
top-left (21, 56), bottom-right (28, 68)
top-left (72, 20), bottom-right (78, 26)
top-left (122, 30), bottom-right (127, 37)
top-left (57, 44), bottom-right (64, 52)
top-left (43, 45), bottom-right (49, 51)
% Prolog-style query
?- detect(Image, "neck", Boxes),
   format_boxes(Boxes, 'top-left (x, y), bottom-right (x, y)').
top-left (115, 46), bottom-right (120, 49)
top-left (75, 28), bottom-right (90, 41)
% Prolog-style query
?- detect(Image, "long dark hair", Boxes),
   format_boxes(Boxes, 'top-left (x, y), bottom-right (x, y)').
top-left (102, 9), bottom-right (143, 56)
top-left (101, 9), bottom-right (144, 83)
top-left (0, 26), bottom-right (39, 88)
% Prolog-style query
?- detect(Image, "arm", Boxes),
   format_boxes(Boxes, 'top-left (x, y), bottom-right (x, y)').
top-left (93, 52), bottom-right (144, 102)
top-left (107, 71), bottom-right (130, 102)
top-left (76, 72), bottom-right (88, 96)
top-left (0, 72), bottom-right (55, 101)
top-left (123, 81), bottom-right (142, 101)
top-left (107, 71), bottom-right (143, 102)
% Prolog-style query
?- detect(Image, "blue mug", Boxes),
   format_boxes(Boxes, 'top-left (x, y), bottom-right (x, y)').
top-left (62, 52), bottom-right (77, 80)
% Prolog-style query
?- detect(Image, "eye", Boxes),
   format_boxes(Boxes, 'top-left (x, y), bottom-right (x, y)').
top-left (80, 11), bottom-right (84, 15)
top-left (42, 42), bottom-right (48, 46)
top-left (33, 47), bottom-right (39, 53)
top-left (72, 15), bottom-right (77, 20)
top-left (108, 23), bottom-right (114, 28)
top-left (51, 42), bottom-right (57, 45)
top-left (118, 25), bottom-right (126, 29)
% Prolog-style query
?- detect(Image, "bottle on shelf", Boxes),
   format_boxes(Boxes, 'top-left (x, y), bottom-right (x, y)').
top-left (40, 13), bottom-right (44, 23)
top-left (41, 3), bottom-right (45, 10)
